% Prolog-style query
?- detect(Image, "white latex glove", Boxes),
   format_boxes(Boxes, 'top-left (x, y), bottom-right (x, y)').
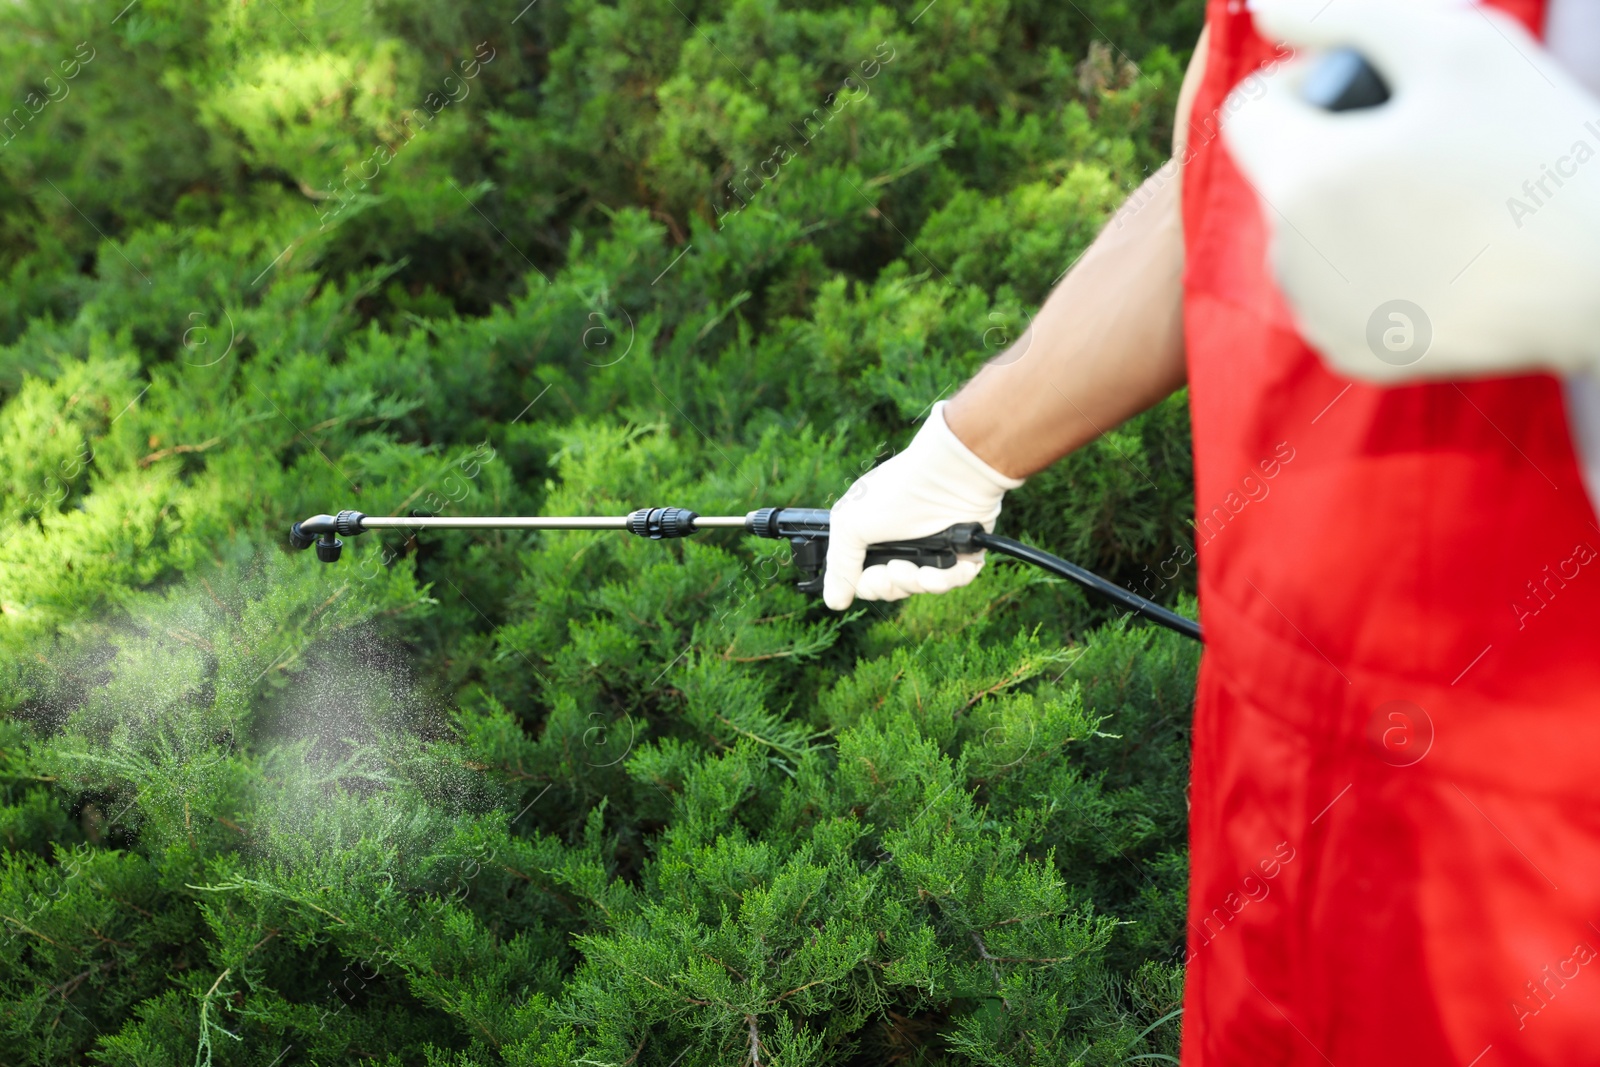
top-left (823, 401), bottom-right (1024, 611)
top-left (1221, 0), bottom-right (1600, 383)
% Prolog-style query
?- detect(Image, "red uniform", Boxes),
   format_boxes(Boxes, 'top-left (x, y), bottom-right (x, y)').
top-left (1181, 1), bottom-right (1600, 1062)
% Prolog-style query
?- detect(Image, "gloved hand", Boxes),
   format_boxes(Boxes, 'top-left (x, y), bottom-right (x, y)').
top-left (823, 400), bottom-right (1025, 611)
top-left (1221, 0), bottom-right (1600, 383)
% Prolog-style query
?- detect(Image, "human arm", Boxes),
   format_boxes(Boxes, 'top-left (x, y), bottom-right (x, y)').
top-left (823, 30), bottom-right (1208, 608)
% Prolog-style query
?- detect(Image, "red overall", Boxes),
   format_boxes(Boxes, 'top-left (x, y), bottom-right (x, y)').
top-left (1181, 2), bottom-right (1600, 1062)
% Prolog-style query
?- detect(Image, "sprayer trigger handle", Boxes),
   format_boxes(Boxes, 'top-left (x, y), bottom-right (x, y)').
top-left (863, 523), bottom-right (984, 567)
top-left (791, 523), bottom-right (985, 596)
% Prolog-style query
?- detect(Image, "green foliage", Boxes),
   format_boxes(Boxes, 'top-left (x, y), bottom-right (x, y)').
top-left (0, 0), bottom-right (1201, 1063)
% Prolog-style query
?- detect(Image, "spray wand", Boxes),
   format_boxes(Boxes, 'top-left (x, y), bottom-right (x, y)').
top-left (289, 506), bottom-right (1202, 642)
top-left (279, 50), bottom-right (1406, 648)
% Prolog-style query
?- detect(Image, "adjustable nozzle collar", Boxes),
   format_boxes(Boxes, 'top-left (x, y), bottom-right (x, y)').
top-left (746, 507), bottom-right (781, 539)
top-left (625, 507), bottom-right (698, 539)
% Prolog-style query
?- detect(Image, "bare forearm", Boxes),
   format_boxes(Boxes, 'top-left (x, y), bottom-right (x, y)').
top-left (944, 27), bottom-right (1207, 481)
top-left (943, 169), bottom-right (1187, 480)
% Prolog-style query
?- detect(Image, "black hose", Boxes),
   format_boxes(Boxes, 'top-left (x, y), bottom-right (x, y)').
top-left (971, 531), bottom-right (1203, 643)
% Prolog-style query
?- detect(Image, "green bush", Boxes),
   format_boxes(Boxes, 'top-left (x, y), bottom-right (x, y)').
top-left (0, 0), bottom-right (1202, 1062)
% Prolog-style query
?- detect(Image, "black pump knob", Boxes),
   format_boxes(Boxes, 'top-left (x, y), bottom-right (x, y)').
top-left (1302, 48), bottom-right (1391, 111)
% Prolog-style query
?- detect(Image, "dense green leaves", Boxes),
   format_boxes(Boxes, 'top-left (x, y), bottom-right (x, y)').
top-left (1, 0), bottom-right (1201, 1062)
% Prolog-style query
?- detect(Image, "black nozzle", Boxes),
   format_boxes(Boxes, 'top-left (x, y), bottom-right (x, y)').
top-left (289, 521), bottom-right (319, 551)
top-left (289, 510), bottom-right (365, 563)
top-left (1302, 48), bottom-right (1390, 112)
